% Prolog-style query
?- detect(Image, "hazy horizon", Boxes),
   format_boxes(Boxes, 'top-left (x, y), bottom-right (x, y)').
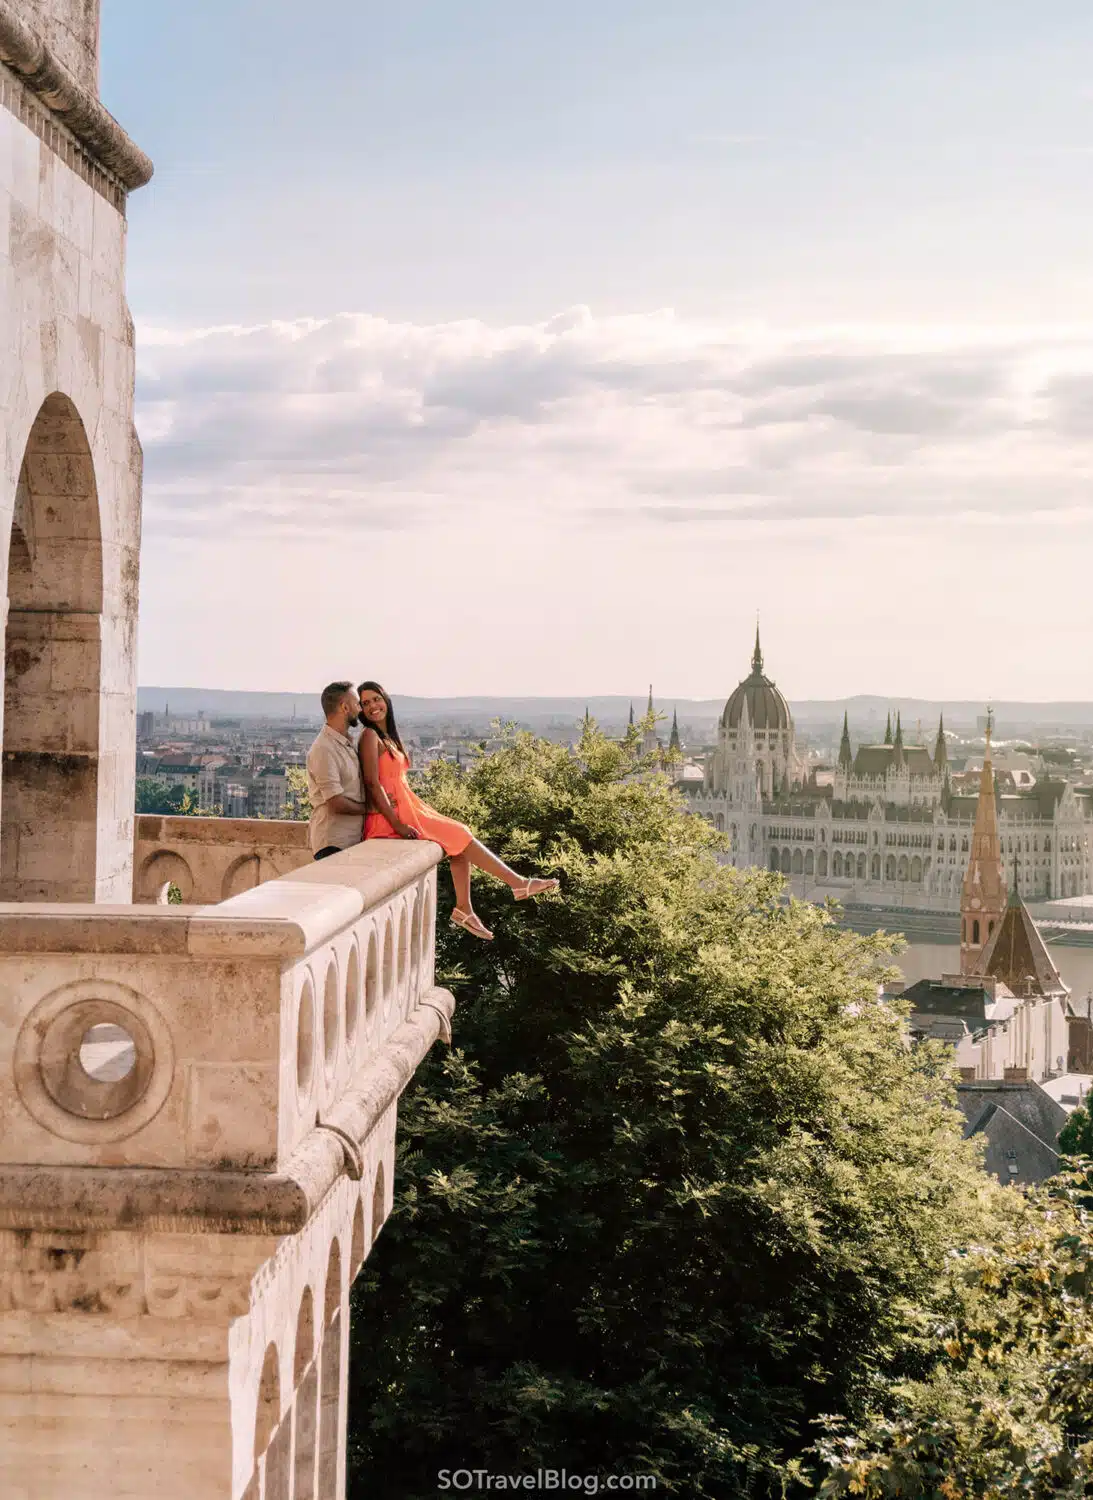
top-left (102, 2), bottom-right (1093, 700)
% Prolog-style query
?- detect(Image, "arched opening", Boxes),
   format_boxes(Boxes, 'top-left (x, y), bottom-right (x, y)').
top-left (2, 394), bottom-right (103, 901)
top-left (293, 1286), bottom-right (318, 1500)
top-left (832, 852), bottom-right (843, 877)
top-left (857, 853), bottom-right (867, 880)
top-left (791, 848), bottom-right (803, 875)
top-left (804, 848), bottom-right (814, 875)
top-left (972, 918), bottom-right (980, 946)
top-left (319, 1237), bottom-right (343, 1497)
top-left (371, 1161), bottom-right (386, 1245)
top-left (817, 850), bottom-right (828, 877)
top-left (768, 848), bottom-right (779, 872)
top-left (253, 1343), bottom-right (281, 1463)
top-left (871, 854), bottom-right (880, 880)
top-left (779, 848), bottom-right (791, 875)
top-left (885, 856), bottom-right (896, 881)
top-left (350, 1198), bottom-right (365, 1275)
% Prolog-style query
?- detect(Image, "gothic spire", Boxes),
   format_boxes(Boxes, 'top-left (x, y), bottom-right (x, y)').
top-left (752, 622), bottom-right (763, 674)
top-left (669, 708), bottom-right (681, 752)
top-left (959, 709), bottom-right (1007, 976)
top-left (934, 713), bottom-right (948, 768)
top-left (884, 712), bottom-right (892, 745)
top-left (838, 710), bottom-right (853, 770)
top-left (647, 684), bottom-right (654, 714)
top-left (628, 702), bottom-right (634, 727)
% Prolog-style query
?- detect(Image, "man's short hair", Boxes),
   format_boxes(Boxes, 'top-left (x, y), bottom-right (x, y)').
top-left (320, 681), bottom-right (353, 718)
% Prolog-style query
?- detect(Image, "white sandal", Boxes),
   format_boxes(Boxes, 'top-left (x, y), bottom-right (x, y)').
top-left (512, 877), bottom-right (560, 902)
top-left (451, 908), bottom-right (494, 941)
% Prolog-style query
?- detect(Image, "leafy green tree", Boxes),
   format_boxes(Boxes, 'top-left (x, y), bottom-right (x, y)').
top-left (1059, 1106), bottom-right (1093, 1158)
top-left (347, 725), bottom-right (1001, 1498)
top-left (815, 1171), bottom-right (1093, 1498)
top-left (134, 778), bottom-right (208, 816)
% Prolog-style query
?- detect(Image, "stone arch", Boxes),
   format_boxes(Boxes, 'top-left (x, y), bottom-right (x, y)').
top-left (2, 394), bottom-right (104, 901)
top-left (768, 848), bottom-right (779, 872)
top-left (817, 849), bottom-right (828, 877)
top-left (804, 848), bottom-right (814, 875)
top-left (253, 1342), bottom-right (281, 1462)
top-left (857, 852), bottom-right (867, 880)
top-left (222, 853), bottom-right (261, 901)
top-left (715, 813), bottom-right (724, 831)
top-left (323, 1238), bottom-right (342, 1327)
top-left (371, 1161), bottom-right (386, 1245)
top-left (293, 1285), bottom-right (315, 1384)
top-left (350, 1197), bottom-right (365, 1276)
top-left (897, 855), bottom-right (909, 881)
top-left (871, 853), bottom-right (881, 880)
top-left (791, 848), bottom-right (803, 875)
top-left (137, 849), bottom-right (194, 903)
top-left (885, 855), bottom-right (896, 880)
top-left (910, 856), bottom-right (922, 881)
top-left (832, 851), bottom-right (843, 877)
top-left (973, 918), bottom-right (980, 946)
top-left (780, 848), bottom-right (791, 875)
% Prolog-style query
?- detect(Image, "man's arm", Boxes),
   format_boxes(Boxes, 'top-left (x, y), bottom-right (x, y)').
top-left (308, 742), bottom-right (366, 817)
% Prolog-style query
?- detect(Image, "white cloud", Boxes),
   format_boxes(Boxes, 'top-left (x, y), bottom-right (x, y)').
top-left (136, 309), bottom-right (1093, 543)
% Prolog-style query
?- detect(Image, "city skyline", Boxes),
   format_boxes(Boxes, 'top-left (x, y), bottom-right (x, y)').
top-left (102, 1), bottom-right (1093, 698)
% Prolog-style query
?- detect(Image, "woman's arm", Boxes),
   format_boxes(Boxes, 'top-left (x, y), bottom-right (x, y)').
top-left (359, 729), bottom-right (418, 839)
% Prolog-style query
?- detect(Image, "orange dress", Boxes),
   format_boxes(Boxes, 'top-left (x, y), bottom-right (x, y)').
top-left (364, 742), bottom-right (473, 856)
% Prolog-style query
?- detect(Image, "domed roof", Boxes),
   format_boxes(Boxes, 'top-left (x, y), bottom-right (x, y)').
top-left (721, 629), bottom-right (792, 732)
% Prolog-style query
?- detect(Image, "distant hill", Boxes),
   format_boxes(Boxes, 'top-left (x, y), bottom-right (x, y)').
top-left (137, 687), bottom-right (1093, 735)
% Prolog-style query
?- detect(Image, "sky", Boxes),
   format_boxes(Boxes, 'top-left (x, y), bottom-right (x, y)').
top-left (100, 0), bottom-right (1093, 701)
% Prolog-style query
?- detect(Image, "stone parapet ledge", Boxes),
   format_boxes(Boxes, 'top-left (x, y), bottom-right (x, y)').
top-left (0, 984), bottom-right (453, 1235)
top-left (134, 813), bottom-right (313, 904)
top-left (0, 840), bottom-right (450, 1174)
top-left (0, 0), bottom-right (153, 188)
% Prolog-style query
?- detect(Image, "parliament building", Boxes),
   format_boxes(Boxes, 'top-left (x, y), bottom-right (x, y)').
top-left (684, 634), bottom-right (1093, 909)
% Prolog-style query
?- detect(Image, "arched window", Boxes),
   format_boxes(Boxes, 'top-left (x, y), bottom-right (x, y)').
top-left (937, 835), bottom-right (944, 850)
top-left (950, 836), bottom-right (957, 852)
top-left (818, 850), bottom-right (828, 877)
top-left (897, 855), bottom-right (909, 881)
top-left (885, 855), bottom-right (896, 880)
top-left (780, 848), bottom-right (791, 875)
top-left (972, 918), bottom-right (980, 945)
top-left (856, 852), bottom-right (866, 879)
top-left (805, 849), bottom-right (814, 875)
top-left (1045, 836), bottom-right (1051, 852)
top-left (792, 848), bottom-right (803, 875)
top-left (832, 852), bottom-right (843, 877)
top-left (871, 854), bottom-right (881, 880)
top-left (988, 919), bottom-right (994, 938)
top-left (961, 837), bottom-right (968, 852)
top-left (910, 856), bottom-right (922, 882)
top-left (769, 848), bottom-right (780, 872)
top-left (3, 394), bottom-right (104, 902)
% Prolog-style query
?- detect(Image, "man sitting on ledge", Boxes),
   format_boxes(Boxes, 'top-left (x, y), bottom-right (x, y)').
top-left (306, 681), bottom-right (368, 860)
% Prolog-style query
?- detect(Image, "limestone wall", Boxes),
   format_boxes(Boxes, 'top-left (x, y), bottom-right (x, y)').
top-left (134, 814), bottom-right (314, 905)
top-left (12, 0), bottom-right (101, 91)
top-left (0, 45), bottom-right (141, 901)
top-left (0, 840), bottom-right (455, 1499)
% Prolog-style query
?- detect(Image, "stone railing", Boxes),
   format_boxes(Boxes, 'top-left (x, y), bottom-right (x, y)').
top-left (134, 813), bottom-right (313, 905)
top-left (0, 840), bottom-right (453, 1500)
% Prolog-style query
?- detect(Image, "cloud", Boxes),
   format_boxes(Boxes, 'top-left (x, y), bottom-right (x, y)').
top-left (135, 310), bottom-right (1093, 539)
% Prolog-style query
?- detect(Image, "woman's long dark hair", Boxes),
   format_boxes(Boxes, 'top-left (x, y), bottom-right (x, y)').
top-left (357, 681), bottom-right (407, 757)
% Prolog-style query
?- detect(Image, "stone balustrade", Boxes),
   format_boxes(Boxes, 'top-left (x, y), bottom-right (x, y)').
top-left (134, 813), bottom-right (314, 905)
top-left (0, 840), bottom-right (453, 1500)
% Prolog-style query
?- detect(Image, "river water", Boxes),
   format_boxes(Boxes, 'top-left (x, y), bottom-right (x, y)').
top-left (893, 939), bottom-right (1093, 1000)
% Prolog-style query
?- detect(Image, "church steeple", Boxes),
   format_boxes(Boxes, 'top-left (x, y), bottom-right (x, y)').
top-left (628, 702), bottom-right (634, 727)
top-left (752, 623), bottom-right (763, 675)
top-left (669, 708), bottom-right (681, 753)
top-left (838, 710), bottom-right (853, 770)
top-left (960, 708), bottom-right (1007, 976)
top-left (934, 714), bottom-right (948, 769)
top-left (893, 711), bottom-right (905, 768)
top-left (884, 712), bottom-right (892, 745)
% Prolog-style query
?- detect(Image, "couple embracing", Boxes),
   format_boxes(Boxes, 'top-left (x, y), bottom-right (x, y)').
top-left (305, 680), bottom-right (558, 942)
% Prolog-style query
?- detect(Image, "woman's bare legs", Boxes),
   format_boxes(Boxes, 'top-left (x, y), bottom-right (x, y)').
top-left (448, 839), bottom-right (558, 936)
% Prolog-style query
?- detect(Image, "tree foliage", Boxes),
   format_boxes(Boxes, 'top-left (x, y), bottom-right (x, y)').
top-left (134, 778), bottom-right (208, 816)
top-left (815, 1172), bottom-right (1093, 1497)
top-left (347, 724), bottom-right (1003, 1498)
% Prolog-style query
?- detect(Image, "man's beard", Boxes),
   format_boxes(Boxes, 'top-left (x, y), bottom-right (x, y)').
top-left (347, 713), bottom-right (361, 727)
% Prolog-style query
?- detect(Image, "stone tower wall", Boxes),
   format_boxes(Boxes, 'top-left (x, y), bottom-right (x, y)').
top-left (13, 0), bottom-right (100, 90)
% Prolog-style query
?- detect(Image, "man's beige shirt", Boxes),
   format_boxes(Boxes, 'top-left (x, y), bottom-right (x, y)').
top-left (306, 724), bottom-right (364, 852)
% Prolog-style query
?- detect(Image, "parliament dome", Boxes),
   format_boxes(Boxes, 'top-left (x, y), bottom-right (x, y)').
top-left (721, 629), bottom-right (792, 732)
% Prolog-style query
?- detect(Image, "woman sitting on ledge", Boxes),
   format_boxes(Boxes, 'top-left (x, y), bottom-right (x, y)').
top-left (356, 680), bottom-right (558, 941)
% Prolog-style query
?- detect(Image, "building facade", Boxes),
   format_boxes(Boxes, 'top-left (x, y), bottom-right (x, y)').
top-left (686, 636), bottom-right (1093, 910)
